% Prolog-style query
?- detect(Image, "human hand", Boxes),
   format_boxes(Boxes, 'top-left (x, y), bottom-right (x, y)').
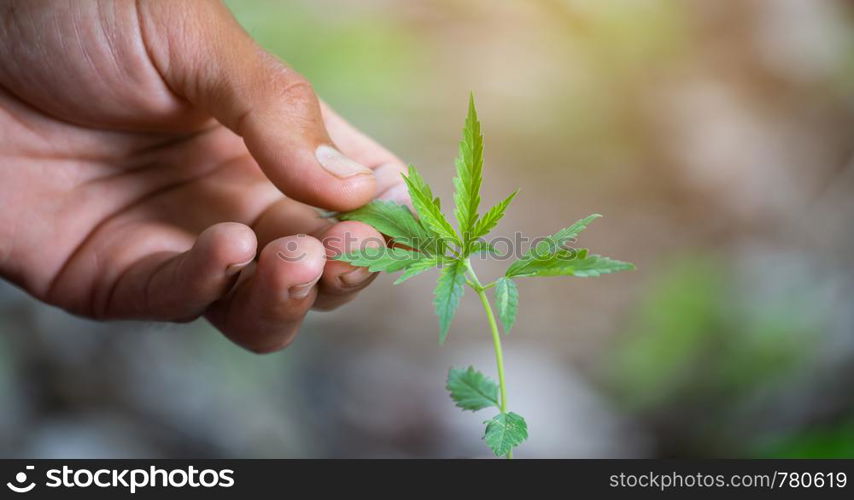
top-left (0, 0), bottom-right (410, 352)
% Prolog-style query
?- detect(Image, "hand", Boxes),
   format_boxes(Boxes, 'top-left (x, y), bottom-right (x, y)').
top-left (0, 0), bottom-right (410, 352)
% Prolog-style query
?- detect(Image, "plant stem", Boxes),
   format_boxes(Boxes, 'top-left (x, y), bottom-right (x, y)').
top-left (463, 259), bottom-right (513, 459)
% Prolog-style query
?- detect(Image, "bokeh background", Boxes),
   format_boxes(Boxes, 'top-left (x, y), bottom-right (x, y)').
top-left (2, 0), bottom-right (854, 458)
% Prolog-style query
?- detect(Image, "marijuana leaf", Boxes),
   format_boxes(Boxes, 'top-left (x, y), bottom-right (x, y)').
top-left (336, 200), bottom-right (438, 253)
top-left (483, 412), bottom-right (528, 457)
top-left (494, 277), bottom-right (519, 333)
top-left (505, 213), bottom-right (602, 278)
top-left (434, 260), bottom-right (466, 343)
top-left (551, 213), bottom-right (602, 244)
top-left (333, 96), bottom-right (634, 459)
top-left (555, 254), bottom-right (635, 277)
top-left (471, 190), bottom-right (518, 241)
top-left (446, 366), bottom-right (500, 411)
top-left (393, 255), bottom-right (445, 285)
top-left (469, 239), bottom-right (498, 257)
top-left (453, 95), bottom-right (484, 251)
top-left (402, 165), bottom-right (460, 248)
top-left (508, 253), bottom-right (634, 278)
top-left (335, 246), bottom-right (428, 273)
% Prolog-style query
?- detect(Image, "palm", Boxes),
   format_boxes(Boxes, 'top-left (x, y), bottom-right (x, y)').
top-left (2, 105), bottom-right (269, 312)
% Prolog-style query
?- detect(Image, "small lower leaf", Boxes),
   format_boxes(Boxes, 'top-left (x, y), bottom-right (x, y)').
top-left (434, 260), bottom-right (466, 344)
top-left (483, 412), bottom-right (528, 457)
top-left (446, 366), bottom-right (500, 411)
top-left (494, 277), bottom-right (519, 333)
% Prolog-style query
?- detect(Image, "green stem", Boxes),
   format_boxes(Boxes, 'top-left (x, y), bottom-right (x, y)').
top-left (463, 259), bottom-right (512, 459)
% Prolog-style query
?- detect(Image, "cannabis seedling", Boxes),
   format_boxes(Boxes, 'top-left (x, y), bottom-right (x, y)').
top-left (334, 96), bottom-right (634, 458)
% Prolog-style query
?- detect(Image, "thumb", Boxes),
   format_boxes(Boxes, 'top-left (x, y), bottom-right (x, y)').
top-left (138, 0), bottom-right (376, 211)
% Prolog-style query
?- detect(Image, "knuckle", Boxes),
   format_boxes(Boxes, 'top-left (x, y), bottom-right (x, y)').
top-left (275, 72), bottom-right (317, 106)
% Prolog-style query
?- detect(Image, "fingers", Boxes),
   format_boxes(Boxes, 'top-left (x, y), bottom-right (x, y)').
top-left (137, 1), bottom-right (376, 211)
top-left (320, 103), bottom-right (411, 206)
top-left (313, 221), bottom-right (383, 311)
top-left (252, 198), bottom-right (331, 250)
top-left (96, 199), bottom-right (386, 353)
top-left (206, 234), bottom-right (326, 353)
top-left (251, 198), bottom-right (385, 311)
top-left (106, 223), bottom-right (257, 321)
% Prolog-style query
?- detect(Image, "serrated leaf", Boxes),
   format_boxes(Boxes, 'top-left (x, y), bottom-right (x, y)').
top-left (560, 254), bottom-right (636, 277)
top-left (393, 255), bottom-right (444, 284)
top-left (453, 95), bottom-right (484, 249)
top-left (469, 239), bottom-right (498, 257)
top-left (509, 253), bottom-right (635, 278)
top-left (551, 213), bottom-right (602, 244)
top-left (446, 366), bottom-right (499, 411)
top-left (505, 242), bottom-right (563, 278)
top-left (471, 190), bottom-right (517, 242)
top-left (434, 260), bottom-right (466, 344)
top-left (506, 247), bottom-right (574, 278)
top-left (505, 214), bottom-right (603, 278)
top-left (483, 412), bottom-right (528, 457)
top-left (336, 200), bottom-right (439, 253)
top-left (494, 277), bottom-right (519, 333)
top-left (402, 165), bottom-right (460, 247)
top-left (334, 246), bottom-right (428, 273)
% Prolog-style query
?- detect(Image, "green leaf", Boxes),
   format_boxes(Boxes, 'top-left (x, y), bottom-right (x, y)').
top-left (469, 239), bottom-right (498, 257)
top-left (483, 412), bottom-right (528, 456)
top-left (393, 255), bottom-right (444, 285)
top-left (561, 254), bottom-right (636, 277)
top-left (453, 94), bottom-right (484, 249)
top-left (471, 190), bottom-right (518, 241)
top-left (509, 253), bottom-right (635, 278)
top-left (446, 366), bottom-right (499, 411)
top-left (505, 214), bottom-right (602, 278)
top-left (505, 243), bottom-right (562, 278)
top-left (334, 246), bottom-right (428, 273)
top-left (494, 277), bottom-right (519, 333)
top-left (506, 248), bottom-right (574, 278)
top-left (336, 200), bottom-right (438, 253)
top-left (402, 165), bottom-right (460, 247)
top-left (434, 260), bottom-right (466, 344)
top-left (551, 213), bottom-right (602, 244)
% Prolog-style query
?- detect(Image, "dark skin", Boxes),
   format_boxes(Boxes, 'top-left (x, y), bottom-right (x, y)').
top-left (0, 0), bottom-right (410, 353)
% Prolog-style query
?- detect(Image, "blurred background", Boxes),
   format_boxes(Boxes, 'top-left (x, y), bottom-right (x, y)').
top-left (2, 0), bottom-right (854, 458)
